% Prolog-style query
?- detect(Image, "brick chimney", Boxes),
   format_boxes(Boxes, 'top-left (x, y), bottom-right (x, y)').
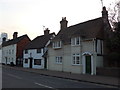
top-left (60, 17), bottom-right (68, 30)
top-left (13, 32), bottom-right (18, 39)
top-left (44, 28), bottom-right (50, 35)
top-left (102, 6), bottom-right (108, 22)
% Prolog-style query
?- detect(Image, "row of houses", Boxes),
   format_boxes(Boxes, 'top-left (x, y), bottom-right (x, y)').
top-left (1, 7), bottom-right (112, 75)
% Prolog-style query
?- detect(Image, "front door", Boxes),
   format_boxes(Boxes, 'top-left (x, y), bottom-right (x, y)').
top-left (44, 57), bottom-right (47, 69)
top-left (29, 58), bottom-right (33, 68)
top-left (85, 56), bottom-right (91, 74)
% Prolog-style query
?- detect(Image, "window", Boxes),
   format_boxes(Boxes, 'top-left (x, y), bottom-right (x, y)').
top-left (71, 37), bottom-right (80, 46)
top-left (7, 50), bottom-right (8, 55)
top-left (34, 59), bottom-right (41, 65)
top-left (53, 41), bottom-right (61, 48)
top-left (96, 40), bottom-right (103, 54)
top-left (9, 50), bottom-right (11, 54)
top-left (25, 50), bottom-right (28, 54)
top-left (72, 54), bottom-right (81, 65)
top-left (55, 56), bottom-right (62, 64)
top-left (12, 50), bottom-right (14, 54)
top-left (37, 49), bottom-right (41, 53)
top-left (25, 59), bottom-right (28, 63)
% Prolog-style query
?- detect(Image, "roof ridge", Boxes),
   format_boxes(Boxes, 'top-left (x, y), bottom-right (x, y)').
top-left (68, 17), bottom-right (102, 28)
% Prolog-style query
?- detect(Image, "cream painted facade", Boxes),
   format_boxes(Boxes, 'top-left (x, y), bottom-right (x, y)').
top-left (47, 38), bottom-right (103, 75)
top-left (2, 44), bottom-right (17, 65)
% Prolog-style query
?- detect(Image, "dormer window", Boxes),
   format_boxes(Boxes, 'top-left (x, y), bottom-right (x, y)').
top-left (71, 37), bottom-right (80, 46)
top-left (53, 41), bottom-right (62, 49)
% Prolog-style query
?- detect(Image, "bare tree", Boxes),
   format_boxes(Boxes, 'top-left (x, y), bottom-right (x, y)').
top-left (108, 1), bottom-right (120, 30)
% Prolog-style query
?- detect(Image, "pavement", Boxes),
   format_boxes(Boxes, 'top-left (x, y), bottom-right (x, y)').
top-left (2, 65), bottom-right (120, 88)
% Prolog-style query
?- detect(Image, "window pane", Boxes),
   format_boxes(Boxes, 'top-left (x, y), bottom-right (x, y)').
top-left (25, 59), bottom-right (28, 63)
top-left (76, 37), bottom-right (80, 45)
top-left (37, 49), bottom-right (41, 53)
top-left (34, 59), bottom-right (41, 65)
top-left (76, 56), bottom-right (80, 64)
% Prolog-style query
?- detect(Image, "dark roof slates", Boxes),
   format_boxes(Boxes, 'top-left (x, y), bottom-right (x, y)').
top-left (25, 33), bottom-right (54, 49)
top-left (2, 34), bottom-right (29, 47)
top-left (53, 17), bottom-right (104, 43)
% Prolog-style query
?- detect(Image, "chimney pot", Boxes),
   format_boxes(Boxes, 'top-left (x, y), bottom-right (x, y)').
top-left (13, 32), bottom-right (18, 39)
top-left (44, 28), bottom-right (50, 35)
top-left (60, 17), bottom-right (68, 30)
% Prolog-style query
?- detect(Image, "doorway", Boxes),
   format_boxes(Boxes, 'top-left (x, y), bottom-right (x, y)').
top-left (85, 56), bottom-right (91, 74)
top-left (29, 58), bottom-right (33, 68)
top-left (44, 57), bottom-right (47, 69)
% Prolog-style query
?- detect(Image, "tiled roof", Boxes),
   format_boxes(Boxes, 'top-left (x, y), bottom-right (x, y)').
top-left (2, 34), bottom-right (29, 47)
top-left (53, 17), bottom-right (104, 44)
top-left (24, 33), bottom-right (55, 49)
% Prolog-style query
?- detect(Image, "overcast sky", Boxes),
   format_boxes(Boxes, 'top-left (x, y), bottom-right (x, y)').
top-left (0, 0), bottom-right (118, 40)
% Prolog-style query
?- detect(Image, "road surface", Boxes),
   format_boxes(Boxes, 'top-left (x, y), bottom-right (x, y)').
top-left (2, 66), bottom-right (118, 89)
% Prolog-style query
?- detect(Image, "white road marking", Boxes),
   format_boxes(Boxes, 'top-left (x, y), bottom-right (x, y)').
top-left (7, 73), bottom-right (22, 79)
top-left (34, 82), bottom-right (55, 89)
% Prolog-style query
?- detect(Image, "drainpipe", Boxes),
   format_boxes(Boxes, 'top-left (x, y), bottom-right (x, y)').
top-left (80, 38), bottom-right (83, 74)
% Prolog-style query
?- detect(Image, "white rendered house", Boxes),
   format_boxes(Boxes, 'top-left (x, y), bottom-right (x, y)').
top-left (23, 29), bottom-right (55, 69)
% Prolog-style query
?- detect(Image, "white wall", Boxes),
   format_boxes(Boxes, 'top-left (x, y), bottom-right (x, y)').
top-left (2, 44), bottom-right (16, 65)
top-left (0, 33), bottom-right (8, 64)
top-left (23, 49), bottom-right (44, 69)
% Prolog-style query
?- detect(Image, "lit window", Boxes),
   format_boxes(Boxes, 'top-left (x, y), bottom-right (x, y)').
top-left (53, 41), bottom-right (62, 49)
top-left (71, 37), bottom-right (80, 46)
top-left (72, 54), bottom-right (81, 65)
top-left (55, 56), bottom-right (62, 64)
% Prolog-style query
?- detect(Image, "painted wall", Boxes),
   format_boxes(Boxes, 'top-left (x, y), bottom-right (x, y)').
top-left (23, 49), bottom-right (44, 69)
top-left (48, 39), bottom-right (103, 75)
top-left (2, 44), bottom-right (17, 65)
top-left (0, 33), bottom-right (8, 64)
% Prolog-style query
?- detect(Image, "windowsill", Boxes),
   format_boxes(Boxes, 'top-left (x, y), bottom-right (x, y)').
top-left (55, 63), bottom-right (62, 64)
top-left (71, 45), bottom-right (81, 47)
top-left (72, 64), bottom-right (82, 66)
top-left (53, 47), bottom-right (62, 49)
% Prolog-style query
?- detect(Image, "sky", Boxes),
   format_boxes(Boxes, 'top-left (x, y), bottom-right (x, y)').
top-left (0, 0), bottom-right (118, 40)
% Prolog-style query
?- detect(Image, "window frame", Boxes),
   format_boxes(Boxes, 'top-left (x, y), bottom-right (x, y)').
top-left (53, 41), bottom-right (62, 49)
top-left (34, 59), bottom-right (41, 65)
top-left (37, 49), bottom-right (41, 53)
top-left (55, 56), bottom-right (62, 64)
top-left (25, 59), bottom-right (28, 63)
top-left (71, 37), bottom-right (80, 46)
top-left (72, 53), bottom-right (81, 65)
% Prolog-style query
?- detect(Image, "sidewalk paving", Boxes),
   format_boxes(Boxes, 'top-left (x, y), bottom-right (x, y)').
top-left (2, 65), bottom-right (120, 88)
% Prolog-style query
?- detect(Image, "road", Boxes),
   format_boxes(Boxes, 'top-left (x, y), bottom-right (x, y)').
top-left (2, 66), bottom-right (118, 89)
